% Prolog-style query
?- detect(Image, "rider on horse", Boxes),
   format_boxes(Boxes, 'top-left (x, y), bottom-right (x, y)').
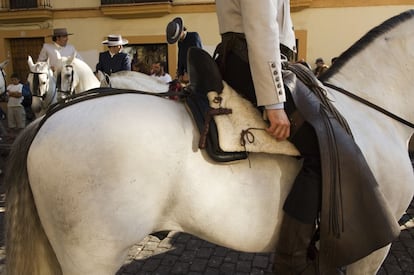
top-left (215, 1), bottom-right (325, 273)
top-left (214, 1), bottom-right (399, 274)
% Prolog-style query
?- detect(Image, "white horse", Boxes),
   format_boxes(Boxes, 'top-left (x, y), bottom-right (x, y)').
top-left (0, 59), bottom-right (8, 94)
top-left (58, 55), bottom-right (100, 99)
top-left (96, 70), bottom-right (169, 93)
top-left (27, 56), bottom-right (57, 117)
top-left (5, 10), bottom-right (414, 275)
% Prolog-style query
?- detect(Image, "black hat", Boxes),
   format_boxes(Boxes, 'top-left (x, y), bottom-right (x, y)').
top-left (166, 17), bottom-right (183, 44)
top-left (49, 28), bottom-right (73, 37)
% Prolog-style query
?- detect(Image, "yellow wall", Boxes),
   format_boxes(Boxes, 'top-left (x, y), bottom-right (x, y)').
top-left (41, 3), bottom-right (414, 71)
top-left (292, 5), bottom-right (414, 67)
top-left (0, 1), bottom-right (413, 73)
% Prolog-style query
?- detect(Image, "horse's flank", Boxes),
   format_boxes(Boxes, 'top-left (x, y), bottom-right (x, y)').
top-left (6, 119), bottom-right (62, 275)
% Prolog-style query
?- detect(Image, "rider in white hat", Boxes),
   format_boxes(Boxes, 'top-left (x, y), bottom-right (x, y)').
top-left (96, 34), bottom-right (131, 75)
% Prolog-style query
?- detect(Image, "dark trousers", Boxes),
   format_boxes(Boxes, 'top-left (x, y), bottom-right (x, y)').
top-left (218, 52), bottom-right (322, 224)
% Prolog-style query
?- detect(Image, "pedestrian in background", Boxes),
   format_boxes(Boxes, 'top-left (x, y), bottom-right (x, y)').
top-left (151, 61), bottom-right (172, 83)
top-left (6, 73), bottom-right (25, 133)
top-left (96, 34), bottom-right (131, 75)
top-left (313, 57), bottom-right (329, 78)
top-left (166, 17), bottom-right (202, 83)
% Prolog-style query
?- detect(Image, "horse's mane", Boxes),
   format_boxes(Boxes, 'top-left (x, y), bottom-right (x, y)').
top-left (320, 9), bottom-right (414, 81)
top-left (69, 58), bottom-right (96, 77)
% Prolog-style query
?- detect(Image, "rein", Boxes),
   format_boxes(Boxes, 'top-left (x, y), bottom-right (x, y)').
top-left (29, 70), bottom-right (57, 108)
top-left (29, 71), bottom-right (46, 99)
top-left (323, 82), bottom-right (414, 129)
top-left (58, 65), bottom-right (75, 95)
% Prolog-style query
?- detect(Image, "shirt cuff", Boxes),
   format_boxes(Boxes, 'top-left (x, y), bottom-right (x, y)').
top-left (265, 103), bottom-right (284, 110)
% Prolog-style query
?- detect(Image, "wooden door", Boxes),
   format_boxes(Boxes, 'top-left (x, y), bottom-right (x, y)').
top-left (9, 38), bottom-right (44, 82)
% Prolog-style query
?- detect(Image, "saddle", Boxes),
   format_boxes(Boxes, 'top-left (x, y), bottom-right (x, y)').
top-left (186, 47), bottom-right (400, 268)
top-left (186, 48), bottom-right (301, 162)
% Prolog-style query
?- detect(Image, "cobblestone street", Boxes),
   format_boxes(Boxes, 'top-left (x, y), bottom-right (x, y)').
top-left (115, 205), bottom-right (414, 275)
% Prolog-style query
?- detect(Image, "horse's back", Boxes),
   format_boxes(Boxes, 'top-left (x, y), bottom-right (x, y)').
top-left (27, 94), bottom-right (195, 273)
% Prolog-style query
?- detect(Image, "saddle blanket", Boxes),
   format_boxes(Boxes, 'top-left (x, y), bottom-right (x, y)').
top-left (207, 82), bottom-right (300, 156)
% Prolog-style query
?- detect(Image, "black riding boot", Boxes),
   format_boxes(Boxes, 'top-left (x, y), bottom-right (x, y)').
top-left (273, 214), bottom-right (317, 275)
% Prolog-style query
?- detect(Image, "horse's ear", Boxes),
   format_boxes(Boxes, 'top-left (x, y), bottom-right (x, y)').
top-left (28, 56), bottom-right (35, 71)
top-left (67, 52), bottom-right (75, 64)
top-left (187, 47), bottom-right (223, 94)
top-left (0, 59), bottom-right (9, 68)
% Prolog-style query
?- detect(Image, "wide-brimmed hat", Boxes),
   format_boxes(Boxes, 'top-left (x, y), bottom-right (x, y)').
top-left (49, 28), bottom-right (73, 37)
top-left (102, 35), bottom-right (129, 46)
top-left (166, 17), bottom-right (183, 44)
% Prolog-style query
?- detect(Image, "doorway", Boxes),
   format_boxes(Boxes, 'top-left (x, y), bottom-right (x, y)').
top-left (9, 38), bottom-right (44, 82)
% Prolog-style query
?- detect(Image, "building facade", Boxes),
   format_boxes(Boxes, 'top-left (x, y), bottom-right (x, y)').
top-left (0, 0), bottom-right (412, 81)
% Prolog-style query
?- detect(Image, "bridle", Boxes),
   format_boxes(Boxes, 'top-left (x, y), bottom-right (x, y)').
top-left (29, 70), bottom-right (57, 107)
top-left (57, 64), bottom-right (75, 97)
top-left (0, 68), bottom-right (6, 93)
top-left (323, 82), bottom-right (414, 129)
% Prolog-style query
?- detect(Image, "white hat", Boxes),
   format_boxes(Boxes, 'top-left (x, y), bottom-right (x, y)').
top-left (102, 34), bottom-right (128, 46)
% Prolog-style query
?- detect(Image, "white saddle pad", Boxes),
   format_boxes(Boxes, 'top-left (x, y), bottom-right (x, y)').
top-left (207, 82), bottom-right (300, 156)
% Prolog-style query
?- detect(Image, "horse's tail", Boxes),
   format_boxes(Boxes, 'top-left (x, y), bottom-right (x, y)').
top-left (5, 119), bottom-right (62, 275)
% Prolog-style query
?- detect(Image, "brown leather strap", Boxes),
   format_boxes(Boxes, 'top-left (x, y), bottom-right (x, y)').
top-left (199, 106), bottom-right (232, 149)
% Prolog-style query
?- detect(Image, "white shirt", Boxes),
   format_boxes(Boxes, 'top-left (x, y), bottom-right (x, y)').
top-left (151, 73), bottom-right (172, 84)
top-left (215, 0), bottom-right (296, 107)
top-left (38, 42), bottom-right (82, 69)
top-left (6, 83), bottom-right (23, 107)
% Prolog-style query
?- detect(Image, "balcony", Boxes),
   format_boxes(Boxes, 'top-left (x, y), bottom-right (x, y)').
top-left (0, 0), bottom-right (52, 23)
top-left (101, 0), bottom-right (171, 3)
top-left (100, 0), bottom-right (172, 19)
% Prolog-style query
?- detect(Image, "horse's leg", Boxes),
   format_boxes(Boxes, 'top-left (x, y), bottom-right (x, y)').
top-left (34, 187), bottom-right (156, 275)
top-left (38, 196), bottom-right (155, 275)
top-left (346, 245), bottom-right (391, 275)
top-left (56, 241), bottom-right (137, 275)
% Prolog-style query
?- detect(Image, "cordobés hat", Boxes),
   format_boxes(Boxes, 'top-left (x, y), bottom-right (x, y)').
top-left (166, 17), bottom-right (183, 44)
top-left (102, 34), bottom-right (129, 46)
top-left (50, 28), bottom-right (73, 37)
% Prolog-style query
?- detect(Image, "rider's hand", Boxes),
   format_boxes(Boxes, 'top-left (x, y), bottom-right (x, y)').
top-left (265, 108), bottom-right (290, 141)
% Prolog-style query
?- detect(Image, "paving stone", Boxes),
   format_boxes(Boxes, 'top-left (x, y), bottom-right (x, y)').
top-left (252, 254), bottom-right (270, 269)
top-left (208, 255), bottom-right (224, 268)
top-left (236, 260), bottom-right (252, 272)
top-left (189, 258), bottom-right (208, 272)
top-left (220, 262), bottom-right (236, 274)
top-left (170, 261), bottom-right (190, 274)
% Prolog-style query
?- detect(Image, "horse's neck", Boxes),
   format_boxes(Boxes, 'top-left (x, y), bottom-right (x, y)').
top-left (73, 64), bottom-right (100, 92)
top-left (323, 12), bottom-right (414, 125)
